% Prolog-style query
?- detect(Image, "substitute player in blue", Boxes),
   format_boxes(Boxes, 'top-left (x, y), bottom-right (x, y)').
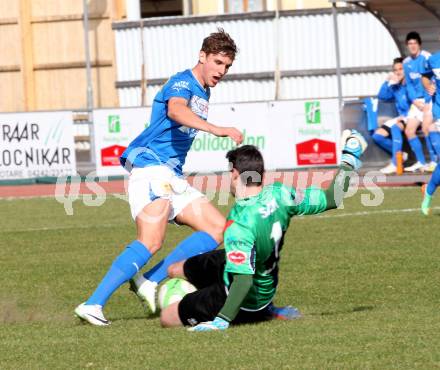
top-left (75, 29), bottom-right (243, 325)
top-left (403, 31), bottom-right (438, 172)
top-left (421, 50), bottom-right (440, 215)
top-left (372, 57), bottom-right (409, 174)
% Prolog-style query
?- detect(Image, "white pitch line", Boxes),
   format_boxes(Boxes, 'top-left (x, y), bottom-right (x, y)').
top-left (0, 186), bottom-right (421, 201)
top-left (0, 195), bottom-right (56, 201)
top-left (1, 206), bottom-right (438, 234)
top-left (296, 206), bottom-right (440, 220)
top-left (0, 222), bottom-right (132, 234)
top-left (0, 194), bottom-right (127, 201)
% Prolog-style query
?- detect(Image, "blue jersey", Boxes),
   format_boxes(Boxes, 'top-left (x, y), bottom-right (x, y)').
top-left (423, 51), bottom-right (440, 120)
top-left (120, 69), bottom-right (210, 175)
top-left (403, 50), bottom-right (432, 103)
top-left (377, 81), bottom-right (411, 117)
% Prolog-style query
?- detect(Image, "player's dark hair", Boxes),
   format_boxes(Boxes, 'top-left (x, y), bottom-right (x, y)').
top-left (201, 28), bottom-right (238, 60)
top-left (406, 31), bottom-right (422, 45)
top-left (393, 57), bottom-right (404, 65)
top-left (226, 145), bottom-right (264, 186)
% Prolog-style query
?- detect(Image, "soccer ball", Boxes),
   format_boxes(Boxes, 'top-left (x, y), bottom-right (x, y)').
top-left (158, 278), bottom-right (196, 310)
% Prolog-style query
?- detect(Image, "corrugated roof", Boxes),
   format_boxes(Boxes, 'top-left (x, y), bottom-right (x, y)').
top-left (351, 0), bottom-right (440, 54)
top-left (113, 8), bottom-right (398, 106)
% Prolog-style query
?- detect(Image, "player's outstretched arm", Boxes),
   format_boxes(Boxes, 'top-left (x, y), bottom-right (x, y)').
top-left (323, 164), bottom-right (354, 210)
top-left (325, 129), bottom-right (368, 210)
top-left (289, 166), bottom-right (352, 215)
top-left (288, 130), bottom-right (367, 215)
top-left (188, 273), bottom-right (252, 332)
top-left (168, 97), bottom-right (243, 144)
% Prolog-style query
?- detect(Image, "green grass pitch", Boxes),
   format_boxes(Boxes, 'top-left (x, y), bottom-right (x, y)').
top-left (1, 187), bottom-right (439, 369)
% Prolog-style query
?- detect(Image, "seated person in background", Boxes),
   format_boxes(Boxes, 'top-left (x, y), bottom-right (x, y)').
top-left (372, 57), bottom-right (409, 174)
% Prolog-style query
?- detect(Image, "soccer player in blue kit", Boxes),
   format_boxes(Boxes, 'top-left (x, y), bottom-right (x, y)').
top-left (403, 32), bottom-right (440, 172)
top-left (421, 48), bottom-right (440, 215)
top-left (75, 29), bottom-right (244, 325)
top-left (372, 57), bottom-right (409, 174)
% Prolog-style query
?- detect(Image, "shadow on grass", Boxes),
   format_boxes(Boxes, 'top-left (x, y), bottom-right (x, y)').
top-left (111, 312), bottom-right (160, 322)
top-left (311, 305), bottom-right (375, 316)
top-left (73, 314), bottom-right (160, 328)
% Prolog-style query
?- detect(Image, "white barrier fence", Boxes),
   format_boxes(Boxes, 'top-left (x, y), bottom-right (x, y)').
top-left (0, 98), bottom-right (340, 180)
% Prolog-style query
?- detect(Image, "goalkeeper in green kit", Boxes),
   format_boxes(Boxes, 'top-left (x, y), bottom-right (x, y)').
top-left (159, 130), bottom-right (367, 331)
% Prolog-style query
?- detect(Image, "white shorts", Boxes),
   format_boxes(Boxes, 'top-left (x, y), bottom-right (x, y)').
top-left (383, 117), bottom-right (402, 128)
top-left (407, 104), bottom-right (424, 122)
top-left (128, 165), bottom-right (204, 221)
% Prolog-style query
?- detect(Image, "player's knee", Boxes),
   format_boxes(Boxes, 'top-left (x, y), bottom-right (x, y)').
top-left (167, 262), bottom-right (184, 278)
top-left (207, 220), bottom-right (225, 244)
top-left (375, 128), bottom-right (388, 137)
top-left (160, 311), bottom-right (171, 328)
top-left (160, 304), bottom-right (182, 328)
top-left (405, 127), bottom-right (415, 137)
top-left (211, 228), bottom-right (224, 244)
top-left (205, 229), bottom-right (223, 245)
top-left (138, 237), bottom-right (163, 254)
top-left (148, 241), bottom-right (163, 254)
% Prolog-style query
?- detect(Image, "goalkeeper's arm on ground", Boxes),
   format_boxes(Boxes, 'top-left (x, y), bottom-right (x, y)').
top-left (188, 273), bottom-right (252, 331)
top-left (217, 273), bottom-right (253, 323)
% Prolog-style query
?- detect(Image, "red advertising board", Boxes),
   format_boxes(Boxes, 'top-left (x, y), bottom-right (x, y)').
top-left (296, 138), bottom-right (337, 166)
top-left (101, 145), bottom-right (126, 166)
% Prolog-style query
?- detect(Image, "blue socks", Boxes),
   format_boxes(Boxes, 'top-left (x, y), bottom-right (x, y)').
top-left (372, 133), bottom-right (392, 154)
top-left (85, 232), bottom-right (219, 305)
top-left (408, 137), bottom-right (426, 164)
top-left (425, 135), bottom-right (437, 162)
top-left (390, 125), bottom-right (403, 166)
top-left (427, 163), bottom-right (440, 196)
top-left (144, 231), bottom-right (219, 284)
top-left (86, 241), bottom-right (152, 307)
top-left (429, 131), bottom-right (440, 159)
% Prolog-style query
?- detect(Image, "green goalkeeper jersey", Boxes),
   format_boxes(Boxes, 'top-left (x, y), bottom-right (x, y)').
top-left (223, 182), bottom-right (328, 311)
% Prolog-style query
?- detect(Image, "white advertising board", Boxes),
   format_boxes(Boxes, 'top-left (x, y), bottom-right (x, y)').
top-left (0, 111), bottom-right (76, 180)
top-left (93, 107), bottom-right (150, 176)
top-left (92, 99), bottom-right (340, 176)
top-left (184, 102), bottom-right (274, 173)
top-left (270, 99), bottom-right (341, 168)
top-left (183, 99), bottom-right (340, 173)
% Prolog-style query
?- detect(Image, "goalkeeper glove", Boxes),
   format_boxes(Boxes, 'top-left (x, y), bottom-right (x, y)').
top-left (341, 129), bottom-right (368, 170)
top-left (187, 316), bottom-right (229, 332)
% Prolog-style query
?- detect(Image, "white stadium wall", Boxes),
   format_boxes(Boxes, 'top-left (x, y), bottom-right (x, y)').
top-left (112, 8), bottom-right (400, 106)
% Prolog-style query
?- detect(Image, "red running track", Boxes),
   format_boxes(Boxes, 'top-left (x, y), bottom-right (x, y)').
top-left (0, 169), bottom-right (420, 199)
